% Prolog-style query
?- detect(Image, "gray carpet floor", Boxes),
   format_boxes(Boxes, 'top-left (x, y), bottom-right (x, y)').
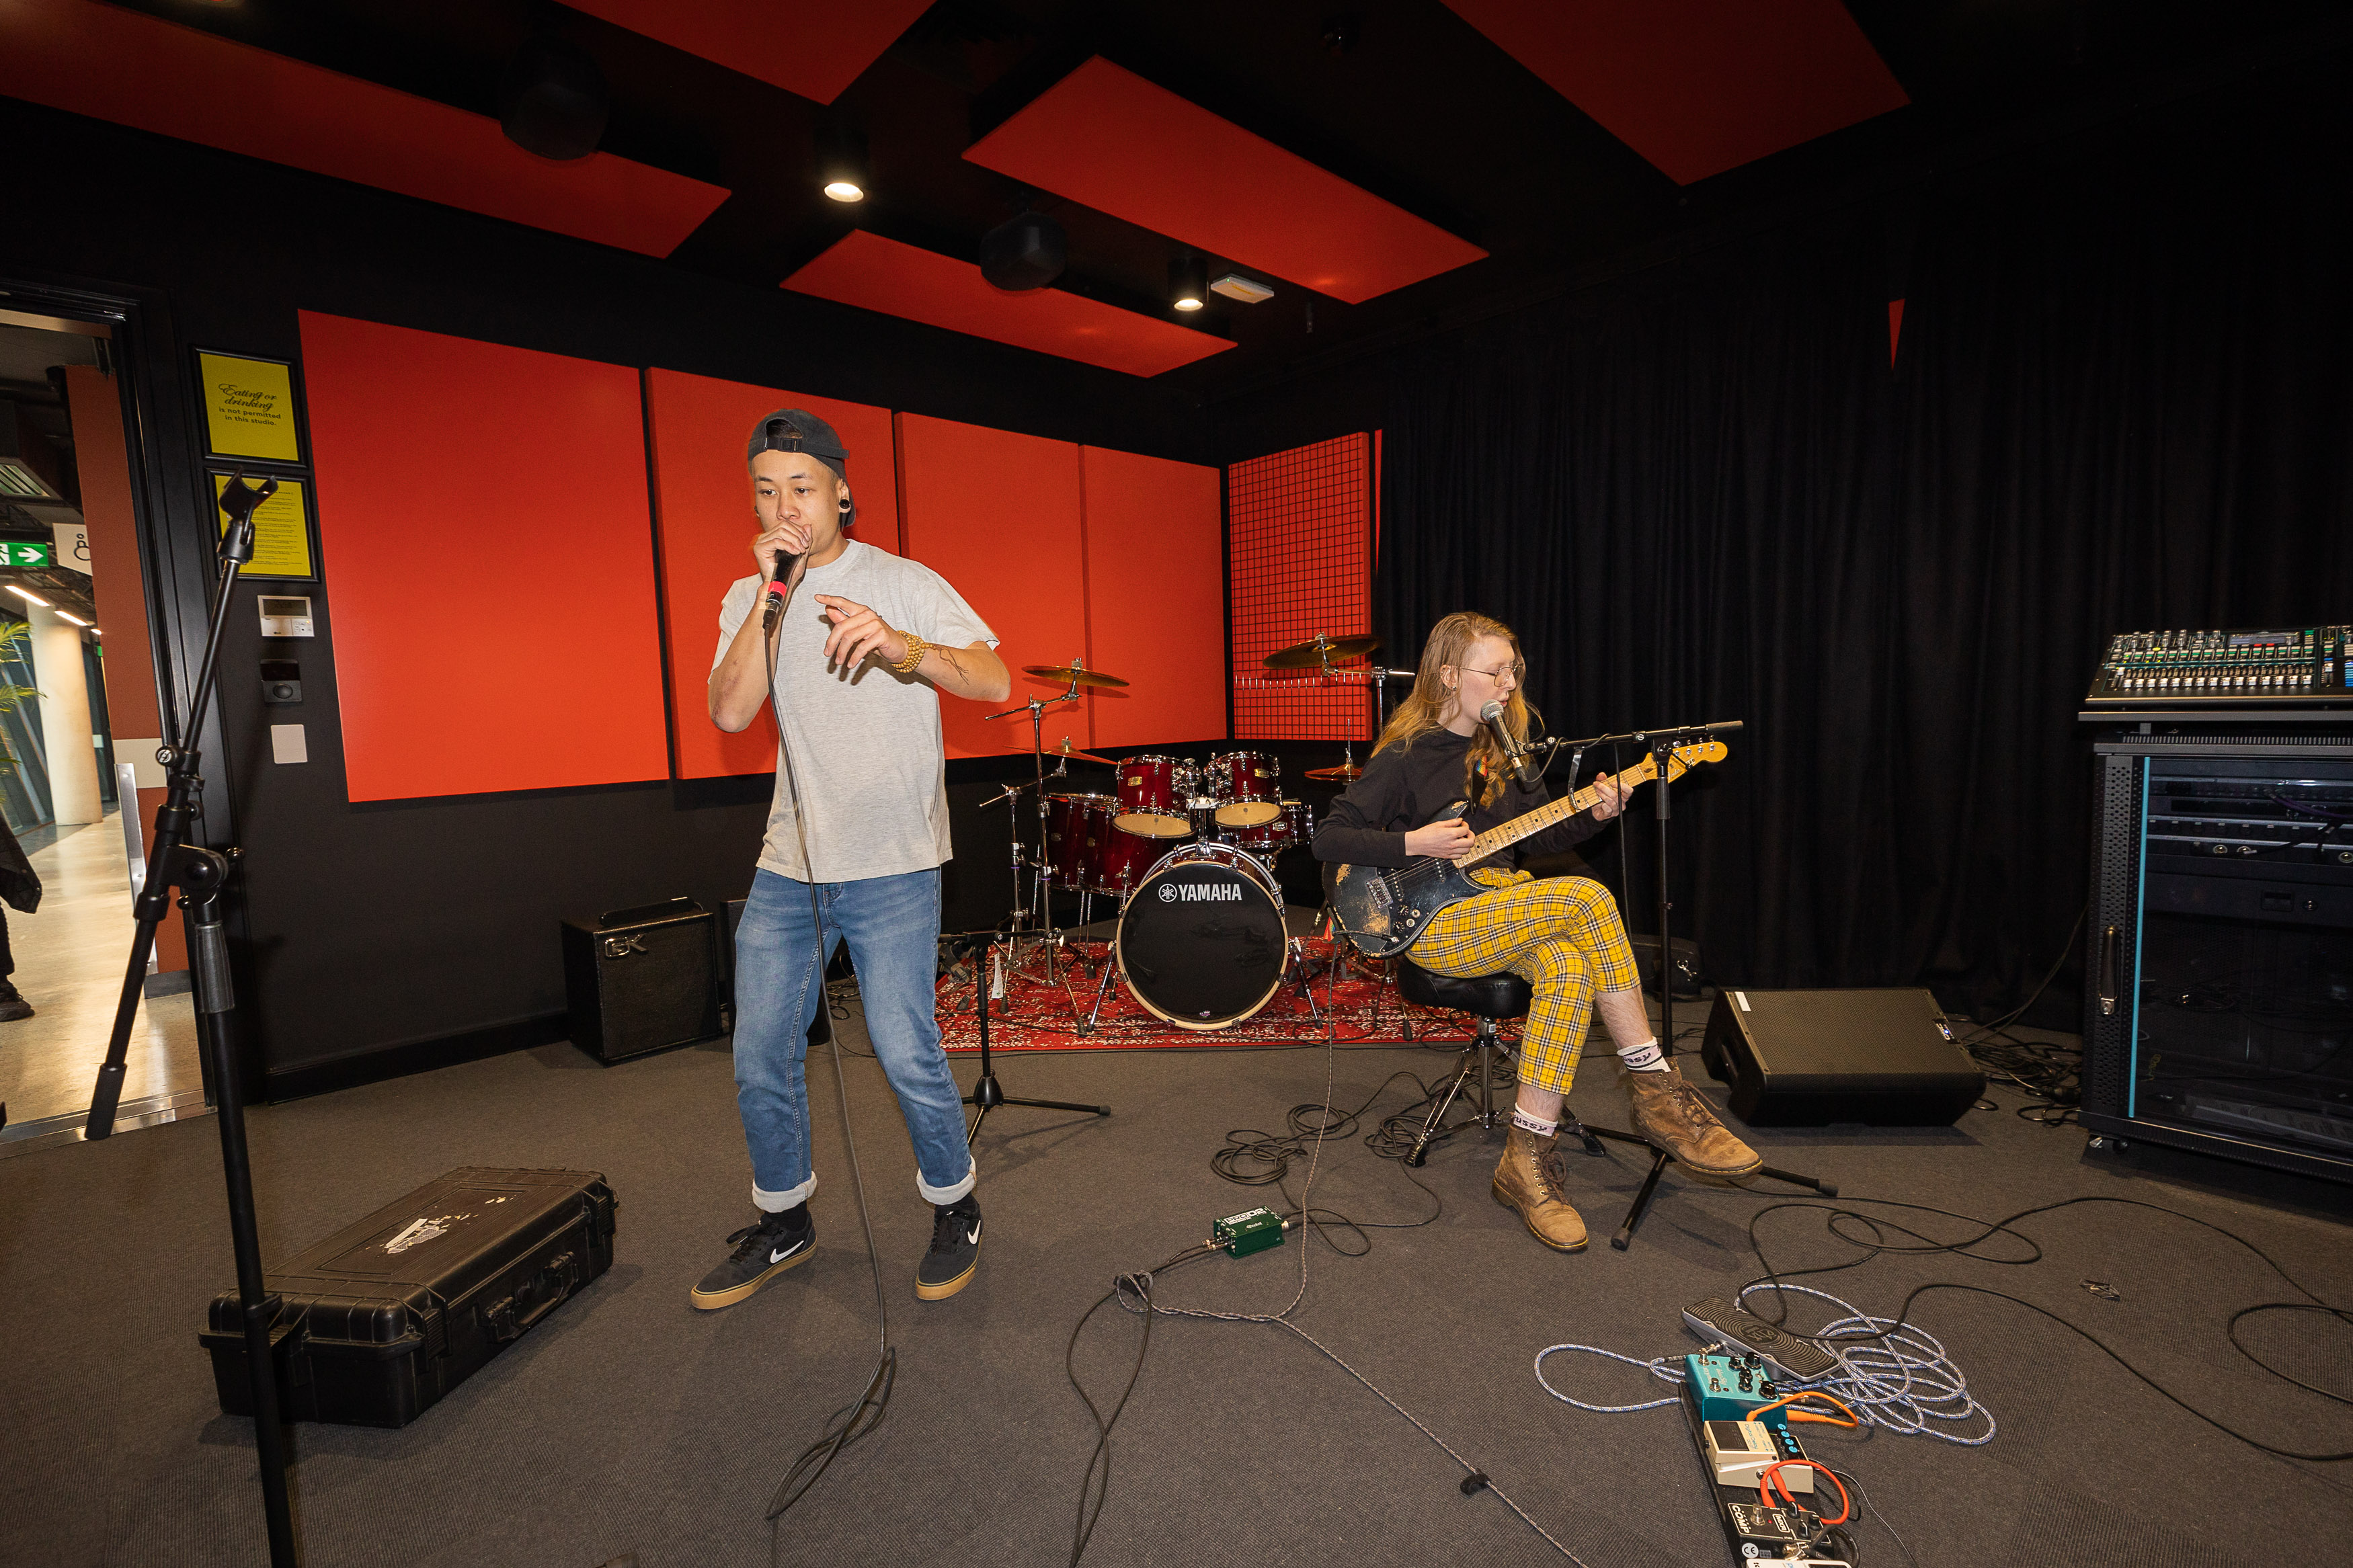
top-left (5, 999), bottom-right (2351, 1567)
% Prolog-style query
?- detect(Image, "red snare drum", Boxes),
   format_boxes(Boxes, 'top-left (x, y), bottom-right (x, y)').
top-left (1045, 794), bottom-right (1116, 891)
top-left (1207, 751), bottom-right (1281, 827)
top-left (1113, 754), bottom-right (1194, 838)
top-left (1224, 797), bottom-right (1313, 856)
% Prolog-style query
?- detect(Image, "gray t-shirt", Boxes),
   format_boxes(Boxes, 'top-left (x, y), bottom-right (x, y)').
top-left (713, 540), bottom-right (996, 883)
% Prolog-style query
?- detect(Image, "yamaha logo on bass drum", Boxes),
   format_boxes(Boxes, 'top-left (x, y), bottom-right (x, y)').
top-left (1158, 880), bottom-right (1243, 903)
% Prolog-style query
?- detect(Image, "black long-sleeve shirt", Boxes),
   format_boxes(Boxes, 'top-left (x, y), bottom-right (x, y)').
top-left (1311, 727), bottom-right (1603, 875)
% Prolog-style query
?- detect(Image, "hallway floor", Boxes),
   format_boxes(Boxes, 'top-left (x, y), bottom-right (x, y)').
top-left (0, 809), bottom-right (200, 1127)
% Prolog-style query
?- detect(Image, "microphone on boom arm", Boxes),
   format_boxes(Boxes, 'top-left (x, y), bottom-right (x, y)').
top-left (1478, 700), bottom-right (1542, 789)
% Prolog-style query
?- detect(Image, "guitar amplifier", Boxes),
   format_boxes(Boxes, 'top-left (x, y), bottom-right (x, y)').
top-left (1700, 987), bottom-right (1984, 1126)
top-left (561, 898), bottom-right (722, 1063)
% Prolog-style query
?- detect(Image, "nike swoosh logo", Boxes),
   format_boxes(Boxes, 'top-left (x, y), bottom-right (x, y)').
top-left (770, 1246), bottom-right (797, 1263)
top-left (965, 1225), bottom-right (981, 1245)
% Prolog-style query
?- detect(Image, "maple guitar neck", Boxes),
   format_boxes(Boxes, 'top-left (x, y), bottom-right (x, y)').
top-left (1453, 752), bottom-right (1684, 866)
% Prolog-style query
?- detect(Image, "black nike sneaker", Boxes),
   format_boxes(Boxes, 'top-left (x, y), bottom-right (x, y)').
top-left (690, 1206), bottom-right (813, 1311)
top-left (915, 1194), bottom-right (982, 1301)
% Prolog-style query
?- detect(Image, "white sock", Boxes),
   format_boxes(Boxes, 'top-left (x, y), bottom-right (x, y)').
top-left (1511, 1106), bottom-right (1560, 1137)
top-left (1617, 1037), bottom-right (1669, 1073)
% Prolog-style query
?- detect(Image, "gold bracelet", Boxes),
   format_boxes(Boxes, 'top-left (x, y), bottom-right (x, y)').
top-left (892, 629), bottom-right (927, 675)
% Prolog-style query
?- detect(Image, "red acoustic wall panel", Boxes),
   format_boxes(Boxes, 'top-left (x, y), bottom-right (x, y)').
top-left (895, 415), bottom-right (1086, 760)
top-left (645, 369), bottom-right (899, 779)
top-left (1080, 448), bottom-right (1226, 748)
top-left (301, 311), bottom-right (669, 800)
top-left (1228, 434), bottom-right (1378, 743)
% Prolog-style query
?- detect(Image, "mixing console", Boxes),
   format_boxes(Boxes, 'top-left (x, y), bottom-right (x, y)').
top-left (2085, 626), bottom-right (2350, 707)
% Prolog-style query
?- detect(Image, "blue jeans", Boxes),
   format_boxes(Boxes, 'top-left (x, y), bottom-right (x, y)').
top-left (731, 867), bottom-right (973, 1209)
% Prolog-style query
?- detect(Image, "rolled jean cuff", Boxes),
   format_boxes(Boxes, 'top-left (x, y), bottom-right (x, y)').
top-left (753, 1173), bottom-right (816, 1212)
top-left (917, 1156), bottom-right (975, 1206)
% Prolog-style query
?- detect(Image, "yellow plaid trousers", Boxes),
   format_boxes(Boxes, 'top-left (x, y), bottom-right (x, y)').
top-left (1406, 870), bottom-right (1640, 1095)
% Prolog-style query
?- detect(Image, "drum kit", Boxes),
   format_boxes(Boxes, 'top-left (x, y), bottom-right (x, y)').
top-left (982, 634), bottom-right (1413, 1032)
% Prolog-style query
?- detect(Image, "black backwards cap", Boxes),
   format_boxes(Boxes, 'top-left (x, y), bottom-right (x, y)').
top-left (747, 409), bottom-right (849, 473)
top-left (747, 408), bottom-right (853, 528)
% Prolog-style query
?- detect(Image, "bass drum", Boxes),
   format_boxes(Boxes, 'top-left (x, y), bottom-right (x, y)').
top-left (1115, 843), bottom-right (1289, 1030)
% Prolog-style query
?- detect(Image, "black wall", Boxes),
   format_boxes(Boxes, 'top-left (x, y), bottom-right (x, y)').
top-left (1213, 50), bottom-right (2353, 1029)
top-left (1, 98), bottom-right (1213, 1095)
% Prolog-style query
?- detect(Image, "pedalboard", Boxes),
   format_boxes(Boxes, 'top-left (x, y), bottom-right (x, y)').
top-left (1683, 1357), bottom-right (1836, 1562)
top-left (1209, 1206), bottom-right (1287, 1257)
top-left (1684, 1295), bottom-right (1841, 1382)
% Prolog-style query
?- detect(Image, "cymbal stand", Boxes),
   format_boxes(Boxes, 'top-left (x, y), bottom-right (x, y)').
top-left (985, 668), bottom-right (1084, 986)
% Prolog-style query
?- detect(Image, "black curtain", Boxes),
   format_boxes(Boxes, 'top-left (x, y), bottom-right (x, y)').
top-left (1376, 72), bottom-right (2353, 1026)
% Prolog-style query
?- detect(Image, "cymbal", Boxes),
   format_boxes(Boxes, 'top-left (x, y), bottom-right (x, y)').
top-left (1023, 663), bottom-right (1129, 688)
top-left (1304, 763), bottom-right (1365, 782)
top-left (1263, 634), bottom-right (1380, 670)
top-left (1053, 739), bottom-right (1121, 766)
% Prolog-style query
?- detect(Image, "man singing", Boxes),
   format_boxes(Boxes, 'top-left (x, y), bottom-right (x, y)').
top-left (694, 410), bottom-right (1010, 1310)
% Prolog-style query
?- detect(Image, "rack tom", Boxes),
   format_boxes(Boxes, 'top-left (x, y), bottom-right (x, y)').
top-left (1207, 751), bottom-right (1282, 827)
top-left (1113, 754), bottom-right (1194, 838)
top-left (1227, 798), bottom-right (1311, 856)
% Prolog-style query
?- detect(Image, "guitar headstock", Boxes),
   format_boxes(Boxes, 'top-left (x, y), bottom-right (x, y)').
top-left (1661, 739), bottom-right (1730, 780)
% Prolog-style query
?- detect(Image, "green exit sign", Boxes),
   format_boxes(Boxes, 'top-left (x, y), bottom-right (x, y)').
top-left (3, 542), bottom-right (52, 568)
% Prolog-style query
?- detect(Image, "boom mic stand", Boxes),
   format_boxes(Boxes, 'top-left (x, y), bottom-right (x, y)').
top-left (85, 472), bottom-right (298, 1566)
top-left (1517, 719), bottom-right (1833, 1248)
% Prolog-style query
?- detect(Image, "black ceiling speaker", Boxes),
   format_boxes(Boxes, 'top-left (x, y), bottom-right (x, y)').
top-left (499, 34), bottom-right (610, 161)
top-left (978, 208), bottom-right (1066, 292)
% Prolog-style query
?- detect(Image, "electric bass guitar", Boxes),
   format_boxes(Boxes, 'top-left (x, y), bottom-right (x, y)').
top-left (1326, 739), bottom-right (1728, 958)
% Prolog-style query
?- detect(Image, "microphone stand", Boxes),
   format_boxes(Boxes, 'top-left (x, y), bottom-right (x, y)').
top-left (85, 473), bottom-right (298, 1566)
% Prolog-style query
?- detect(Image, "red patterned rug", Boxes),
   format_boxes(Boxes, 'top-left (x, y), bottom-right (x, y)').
top-left (935, 938), bottom-right (1524, 1053)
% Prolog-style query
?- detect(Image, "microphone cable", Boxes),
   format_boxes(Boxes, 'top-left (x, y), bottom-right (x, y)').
top-left (752, 571), bottom-right (900, 1541)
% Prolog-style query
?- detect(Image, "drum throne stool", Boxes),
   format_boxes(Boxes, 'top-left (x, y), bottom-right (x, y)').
top-left (1400, 961), bottom-right (1527, 1165)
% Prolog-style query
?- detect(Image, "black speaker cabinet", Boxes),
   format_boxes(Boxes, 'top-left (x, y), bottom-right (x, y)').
top-left (1700, 987), bottom-right (1984, 1126)
top-left (561, 898), bottom-right (722, 1063)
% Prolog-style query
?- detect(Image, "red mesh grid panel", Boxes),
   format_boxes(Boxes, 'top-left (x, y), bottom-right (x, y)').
top-left (1227, 433), bottom-right (1377, 741)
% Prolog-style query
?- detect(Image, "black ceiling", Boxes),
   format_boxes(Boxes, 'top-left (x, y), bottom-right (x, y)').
top-left (85, 0), bottom-right (2353, 401)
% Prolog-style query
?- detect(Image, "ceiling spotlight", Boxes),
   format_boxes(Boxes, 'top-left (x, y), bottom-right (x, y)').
top-left (1211, 272), bottom-right (1274, 304)
top-left (499, 33), bottom-right (610, 161)
top-left (817, 123), bottom-right (869, 203)
top-left (1170, 253), bottom-right (1207, 313)
top-left (980, 207), bottom-right (1067, 292)
top-left (6, 585), bottom-right (52, 608)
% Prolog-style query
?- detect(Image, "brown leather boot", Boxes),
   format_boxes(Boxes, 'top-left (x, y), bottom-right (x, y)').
top-left (1626, 1065), bottom-right (1761, 1176)
top-left (1491, 1124), bottom-right (1588, 1251)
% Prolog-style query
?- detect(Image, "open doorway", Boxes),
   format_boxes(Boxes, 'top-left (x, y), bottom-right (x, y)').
top-left (0, 308), bottom-right (200, 1142)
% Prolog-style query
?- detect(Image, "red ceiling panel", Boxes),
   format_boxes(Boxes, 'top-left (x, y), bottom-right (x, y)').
top-left (0, 0), bottom-right (729, 258)
top-left (782, 231), bottom-right (1232, 378)
top-left (563, 0), bottom-right (932, 105)
top-left (1440, 0), bottom-right (1909, 185)
top-left (963, 57), bottom-right (1486, 304)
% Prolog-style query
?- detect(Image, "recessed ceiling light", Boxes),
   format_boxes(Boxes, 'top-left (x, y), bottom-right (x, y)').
top-left (1210, 273), bottom-right (1274, 304)
top-left (7, 585), bottom-right (52, 608)
top-left (822, 180), bottom-right (865, 203)
top-left (817, 124), bottom-right (869, 205)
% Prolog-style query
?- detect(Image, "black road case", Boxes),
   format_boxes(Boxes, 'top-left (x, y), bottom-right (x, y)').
top-left (201, 1167), bottom-right (617, 1428)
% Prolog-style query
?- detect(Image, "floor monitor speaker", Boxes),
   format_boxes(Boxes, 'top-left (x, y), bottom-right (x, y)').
top-left (1700, 987), bottom-right (1984, 1126)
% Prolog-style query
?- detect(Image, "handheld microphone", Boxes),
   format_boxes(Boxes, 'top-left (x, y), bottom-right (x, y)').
top-left (1480, 700), bottom-right (1541, 789)
top-left (761, 546), bottom-right (801, 630)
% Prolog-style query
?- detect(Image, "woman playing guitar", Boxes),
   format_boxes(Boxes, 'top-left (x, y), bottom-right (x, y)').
top-left (1312, 612), bottom-right (1758, 1252)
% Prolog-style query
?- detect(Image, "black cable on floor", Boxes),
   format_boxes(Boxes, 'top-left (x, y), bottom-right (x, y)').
top-left (1736, 1192), bottom-right (2353, 1462)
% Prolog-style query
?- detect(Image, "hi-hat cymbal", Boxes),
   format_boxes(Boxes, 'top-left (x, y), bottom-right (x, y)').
top-left (1263, 634), bottom-right (1380, 670)
top-left (1304, 763), bottom-right (1365, 782)
top-left (1053, 739), bottom-right (1120, 766)
top-left (1023, 663), bottom-right (1129, 688)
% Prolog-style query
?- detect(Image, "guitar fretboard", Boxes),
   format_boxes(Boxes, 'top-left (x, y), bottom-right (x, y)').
top-left (1453, 751), bottom-right (1696, 866)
